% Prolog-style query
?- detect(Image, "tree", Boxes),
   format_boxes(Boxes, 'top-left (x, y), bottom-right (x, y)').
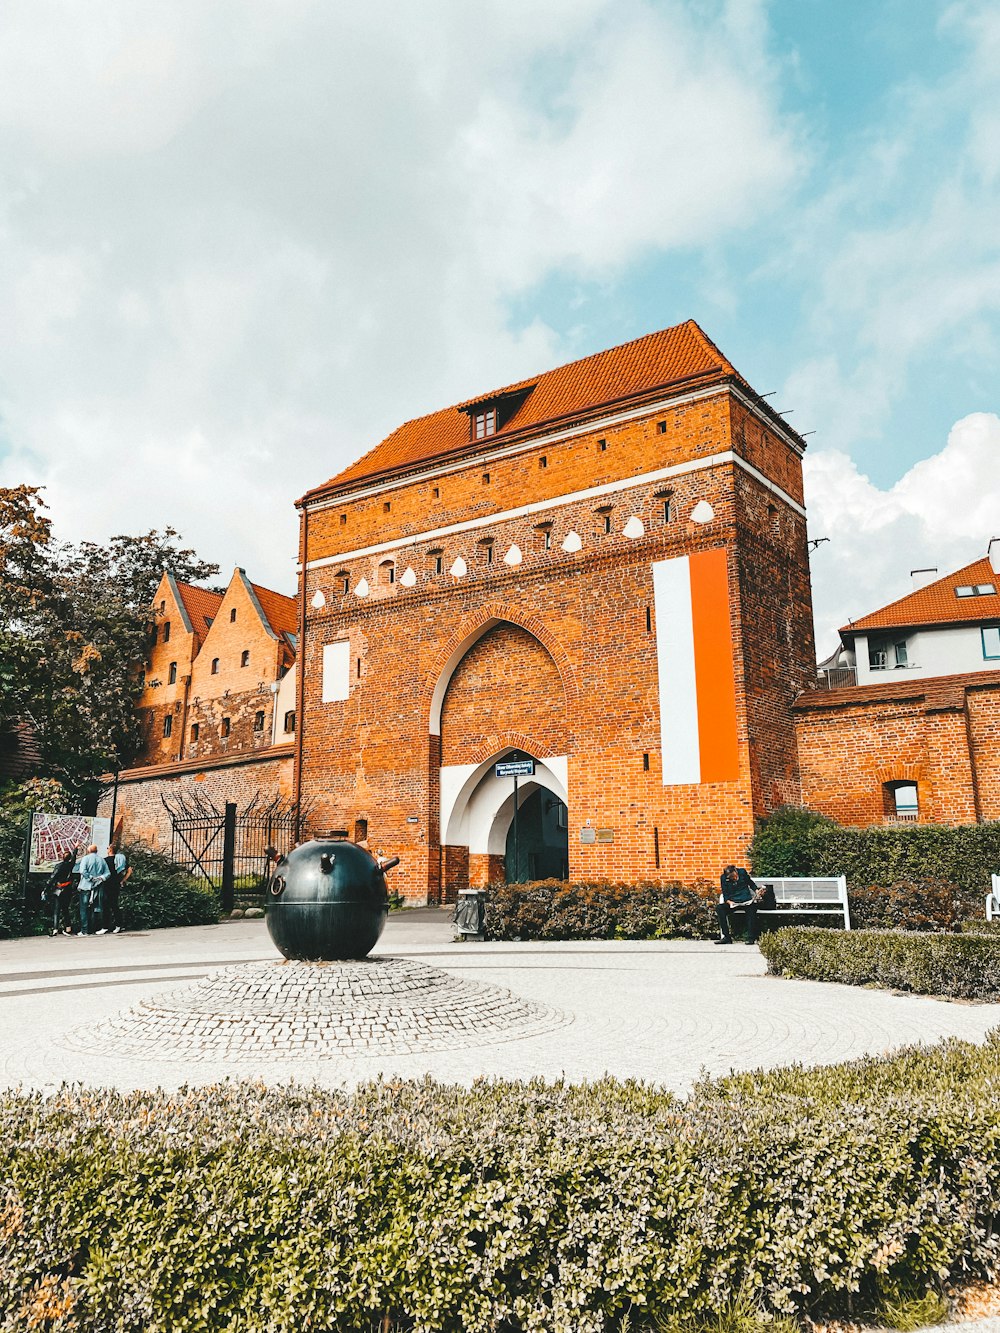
top-left (1, 488), bottom-right (220, 800)
top-left (0, 486), bottom-right (53, 735)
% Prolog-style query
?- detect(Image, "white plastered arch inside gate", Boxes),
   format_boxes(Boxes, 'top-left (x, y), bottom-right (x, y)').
top-left (431, 616), bottom-right (569, 854)
top-left (440, 751), bottom-right (569, 856)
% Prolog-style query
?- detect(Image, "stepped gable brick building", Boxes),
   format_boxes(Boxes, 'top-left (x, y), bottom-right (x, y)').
top-left (138, 567), bottom-right (297, 767)
top-left (795, 543), bottom-right (1000, 828)
top-left (295, 320), bottom-right (816, 902)
top-left (103, 567), bottom-right (298, 850)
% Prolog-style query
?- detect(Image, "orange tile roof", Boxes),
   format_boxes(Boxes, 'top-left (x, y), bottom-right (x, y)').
top-left (175, 581), bottom-right (224, 639)
top-left (251, 583), bottom-right (298, 639)
top-left (842, 557), bottom-right (1000, 635)
top-left (305, 320), bottom-right (754, 498)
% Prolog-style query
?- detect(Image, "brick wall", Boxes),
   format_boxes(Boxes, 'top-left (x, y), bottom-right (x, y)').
top-left (794, 671), bottom-right (1000, 826)
top-left (297, 384), bottom-right (813, 901)
top-left (98, 748), bottom-right (295, 852)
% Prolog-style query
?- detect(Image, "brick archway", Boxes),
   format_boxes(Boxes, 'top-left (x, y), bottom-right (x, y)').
top-left (426, 601), bottom-right (577, 737)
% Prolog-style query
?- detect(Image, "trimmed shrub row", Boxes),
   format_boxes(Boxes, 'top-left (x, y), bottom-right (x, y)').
top-left (484, 878), bottom-right (718, 941)
top-left (3, 1035), bottom-right (1000, 1331)
top-left (759, 926), bottom-right (1000, 1000)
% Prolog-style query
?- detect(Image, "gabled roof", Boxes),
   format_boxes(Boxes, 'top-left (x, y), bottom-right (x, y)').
top-left (173, 579), bottom-right (224, 639)
top-left (842, 557), bottom-right (1000, 635)
top-left (247, 578), bottom-right (297, 640)
top-left (304, 320), bottom-right (763, 499)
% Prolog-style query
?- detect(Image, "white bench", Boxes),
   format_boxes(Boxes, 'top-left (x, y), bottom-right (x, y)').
top-left (751, 876), bottom-right (851, 930)
top-left (988, 875), bottom-right (1000, 922)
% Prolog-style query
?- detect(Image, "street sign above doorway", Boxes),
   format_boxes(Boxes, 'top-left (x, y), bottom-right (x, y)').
top-left (496, 758), bottom-right (535, 778)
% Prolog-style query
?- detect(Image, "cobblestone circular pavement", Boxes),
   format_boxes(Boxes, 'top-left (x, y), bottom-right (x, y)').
top-left (60, 956), bottom-right (572, 1061)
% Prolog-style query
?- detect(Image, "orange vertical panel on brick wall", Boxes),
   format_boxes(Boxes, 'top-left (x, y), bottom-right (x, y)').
top-left (689, 547), bottom-right (739, 783)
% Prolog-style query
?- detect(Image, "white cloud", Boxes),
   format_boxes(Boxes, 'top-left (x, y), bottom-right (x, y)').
top-left (0, 0), bottom-right (799, 591)
top-left (805, 412), bottom-right (1000, 656)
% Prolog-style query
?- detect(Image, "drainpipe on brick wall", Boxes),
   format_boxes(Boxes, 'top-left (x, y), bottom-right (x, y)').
top-left (293, 503), bottom-right (309, 843)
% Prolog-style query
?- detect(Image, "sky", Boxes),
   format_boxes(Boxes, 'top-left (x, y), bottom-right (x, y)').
top-left (0, 0), bottom-right (997, 657)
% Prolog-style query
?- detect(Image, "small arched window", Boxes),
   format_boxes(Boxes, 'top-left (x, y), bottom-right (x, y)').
top-left (211, 658), bottom-right (219, 675)
top-left (379, 561), bottom-right (395, 585)
top-left (241, 650), bottom-right (250, 667)
top-left (168, 662), bottom-right (177, 684)
top-left (162, 621), bottom-right (171, 642)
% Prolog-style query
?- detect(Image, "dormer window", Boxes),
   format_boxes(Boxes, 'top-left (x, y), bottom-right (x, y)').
top-left (460, 385), bottom-right (534, 442)
top-left (475, 409), bottom-right (497, 440)
top-left (956, 583), bottom-right (996, 597)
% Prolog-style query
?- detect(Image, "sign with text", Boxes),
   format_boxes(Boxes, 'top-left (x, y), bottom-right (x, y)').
top-left (29, 813), bottom-right (112, 874)
top-left (495, 759), bottom-right (535, 779)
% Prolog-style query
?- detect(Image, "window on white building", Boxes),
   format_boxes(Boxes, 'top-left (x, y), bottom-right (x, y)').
top-left (983, 626), bottom-right (1000, 659)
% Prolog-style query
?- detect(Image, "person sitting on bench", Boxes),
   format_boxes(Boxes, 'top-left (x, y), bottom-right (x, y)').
top-left (715, 864), bottom-right (774, 945)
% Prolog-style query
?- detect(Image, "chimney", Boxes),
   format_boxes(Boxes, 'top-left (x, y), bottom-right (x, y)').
top-left (910, 567), bottom-right (938, 591)
top-left (989, 538), bottom-right (1000, 577)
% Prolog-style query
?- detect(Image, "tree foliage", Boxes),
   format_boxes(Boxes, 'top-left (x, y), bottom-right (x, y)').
top-left (1, 486), bottom-right (219, 799)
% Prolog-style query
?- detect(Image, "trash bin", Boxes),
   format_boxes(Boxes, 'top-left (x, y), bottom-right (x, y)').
top-left (453, 888), bottom-right (486, 939)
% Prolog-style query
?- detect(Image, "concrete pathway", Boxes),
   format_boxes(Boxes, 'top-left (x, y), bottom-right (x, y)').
top-left (2, 909), bottom-right (998, 1093)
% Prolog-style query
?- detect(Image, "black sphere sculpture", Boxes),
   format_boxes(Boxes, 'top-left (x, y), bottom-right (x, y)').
top-left (265, 839), bottom-right (395, 961)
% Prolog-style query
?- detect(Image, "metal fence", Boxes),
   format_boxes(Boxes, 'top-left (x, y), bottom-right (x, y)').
top-left (163, 793), bottom-right (305, 911)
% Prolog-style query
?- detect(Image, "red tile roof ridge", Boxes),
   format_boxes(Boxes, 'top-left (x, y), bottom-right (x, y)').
top-left (841, 556), bottom-right (999, 634)
top-left (302, 320), bottom-right (755, 501)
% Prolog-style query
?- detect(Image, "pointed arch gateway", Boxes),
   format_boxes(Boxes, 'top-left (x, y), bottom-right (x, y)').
top-left (430, 609), bottom-right (573, 894)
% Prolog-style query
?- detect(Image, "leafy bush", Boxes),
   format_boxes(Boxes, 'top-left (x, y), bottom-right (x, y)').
top-left (118, 844), bottom-right (219, 930)
top-left (3, 1032), bottom-right (1000, 1331)
top-left (748, 805), bottom-right (836, 877)
top-left (750, 809), bottom-right (1000, 909)
top-left (0, 807), bottom-right (30, 938)
top-left (848, 878), bottom-right (984, 933)
top-left (484, 878), bottom-right (718, 941)
top-left (759, 926), bottom-right (1000, 1000)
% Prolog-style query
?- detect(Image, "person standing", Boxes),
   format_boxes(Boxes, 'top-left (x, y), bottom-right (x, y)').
top-left (76, 844), bottom-right (109, 937)
top-left (99, 845), bottom-right (127, 934)
top-left (44, 848), bottom-right (78, 936)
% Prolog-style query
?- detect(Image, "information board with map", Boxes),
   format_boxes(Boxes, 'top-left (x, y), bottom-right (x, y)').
top-left (29, 813), bottom-right (112, 874)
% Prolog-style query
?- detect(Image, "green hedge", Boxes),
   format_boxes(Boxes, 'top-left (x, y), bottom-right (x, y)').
top-left (3, 1034), bottom-right (1000, 1331)
top-left (750, 807), bottom-right (1000, 903)
top-left (116, 844), bottom-right (219, 930)
top-left (759, 926), bottom-right (1000, 1000)
top-left (484, 878), bottom-right (717, 941)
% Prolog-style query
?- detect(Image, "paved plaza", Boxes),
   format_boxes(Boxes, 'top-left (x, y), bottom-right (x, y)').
top-left (3, 909), bottom-right (1000, 1094)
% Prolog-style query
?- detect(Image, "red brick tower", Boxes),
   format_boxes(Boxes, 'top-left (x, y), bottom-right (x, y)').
top-left (295, 322), bottom-right (815, 901)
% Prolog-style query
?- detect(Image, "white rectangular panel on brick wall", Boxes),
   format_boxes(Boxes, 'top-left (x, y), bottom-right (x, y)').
top-left (321, 641), bottom-right (351, 703)
top-left (652, 556), bottom-right (700, 784)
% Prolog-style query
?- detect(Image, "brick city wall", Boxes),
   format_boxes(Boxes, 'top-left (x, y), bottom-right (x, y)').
top-left (98, 748), bottom-right (295, 853)
top-left (794, 671), bottom-right (1000, 826)
top-left (297, 387), bottom-right (814, 901)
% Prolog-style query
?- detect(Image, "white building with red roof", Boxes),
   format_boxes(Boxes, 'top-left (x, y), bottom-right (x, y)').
top-left (836, 541), bottom-right (1000, 686)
